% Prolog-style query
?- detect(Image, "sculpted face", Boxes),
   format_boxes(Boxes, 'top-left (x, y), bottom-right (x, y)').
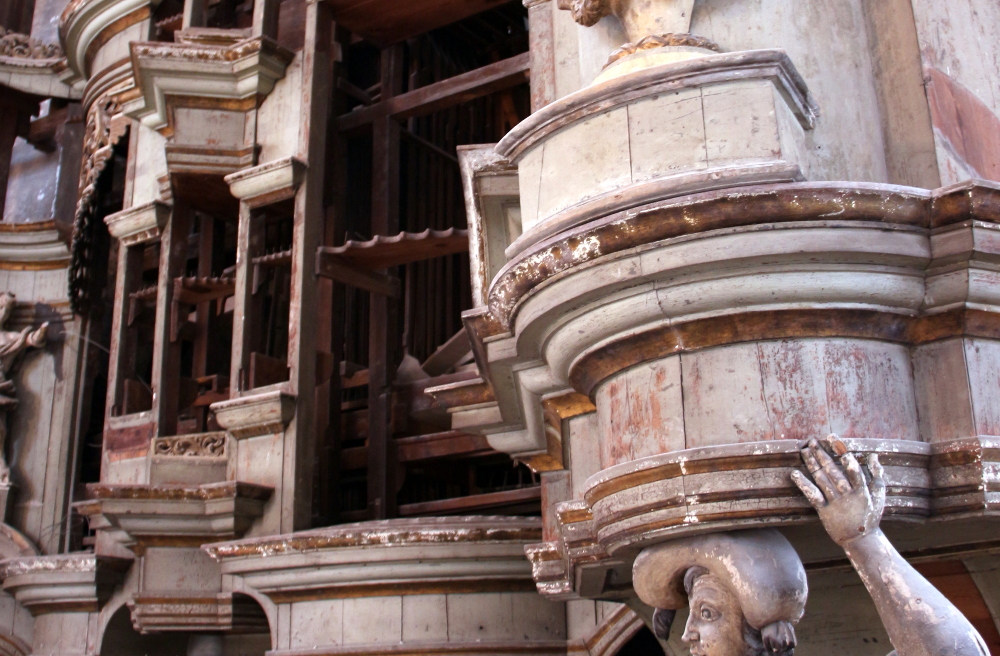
top-left (682, 574), bottom-right (749, 656)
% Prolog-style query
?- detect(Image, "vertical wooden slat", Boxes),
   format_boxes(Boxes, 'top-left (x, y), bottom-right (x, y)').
top-left (281, 0), bottom-right (338, 532)
top-left (321, 24), bottom-right (353, 525)
top-left (192, 216), bottom-right (214, 379)
top-left (367, 44), bottom-right (404, 519)
top-left (153, 202), bottom-right (192, 436)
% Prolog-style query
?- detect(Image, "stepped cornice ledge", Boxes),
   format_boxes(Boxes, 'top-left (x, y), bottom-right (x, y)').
top-left (205, 516), bottom-right (542, 602)
top-left (0, 27), bottom-right (78, 98)
top-left (59, 0), bottom-right (151, 88)
top-left (120, 36), bottom-right (294, 133)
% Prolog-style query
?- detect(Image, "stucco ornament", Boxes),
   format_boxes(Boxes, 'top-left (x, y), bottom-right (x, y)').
top-left (633, 437), bottom-right (990, 656)
top-left (0, 293), bottom-right (48, 484)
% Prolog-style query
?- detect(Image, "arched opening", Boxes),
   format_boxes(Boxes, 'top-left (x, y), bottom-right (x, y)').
top-left (615, 626), bottom-right (664, 656)
top-left (100, 597), bottom-right (271, 656)
top-left (101, 606), bottom-right (187, 656)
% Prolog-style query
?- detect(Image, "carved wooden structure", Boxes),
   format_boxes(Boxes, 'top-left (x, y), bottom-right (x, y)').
top-left (0, 0), bottom-right (994, 655)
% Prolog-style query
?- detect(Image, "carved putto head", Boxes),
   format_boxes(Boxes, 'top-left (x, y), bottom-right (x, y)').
top-left (633, 529), bottom-right (807, 656)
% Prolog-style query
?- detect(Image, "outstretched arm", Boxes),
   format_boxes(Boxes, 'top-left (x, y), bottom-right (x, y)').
top-left (792, 438), bottom-right (988, 656)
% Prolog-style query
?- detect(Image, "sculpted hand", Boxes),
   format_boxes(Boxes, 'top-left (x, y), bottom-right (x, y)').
top-left (27, 322), bottom-right (48, 348)
top-left (791, 436), bottom-right (886, 547)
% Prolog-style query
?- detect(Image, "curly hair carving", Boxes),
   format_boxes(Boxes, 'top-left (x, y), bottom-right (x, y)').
top-left (557, 0), bottom-right (613, 27)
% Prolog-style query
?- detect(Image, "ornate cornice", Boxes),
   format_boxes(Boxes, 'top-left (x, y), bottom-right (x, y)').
top-left (211, 391), bottom-right (296, 439)
top-left (529, 437), bottom-right (1000, 601)
top-left (127, 591), bottom-right (269, 633)
top-left (0, 26), bottom-right (62, 59)
top-left (225, 157), bottom-right (307, 204)
top-left (0, 222), bottom-right (70, 269)
top-left (0, 554), bottom-right (131, 615)
top-left (121, 36), bottom-right (294, 133)
top-left (0, 26), bottom-right (77, 99)
top-left (59, 0), bottom-right (152, 86)
top-left (496, 49), bottom-right (818, 162)
top-left (205, 516), bottom-right (542, 603)
top-left (77, 481), bottom-right (273, 553)
top-left (483, 181), bottom-right (1000, 336)
top-left (104, 200), bottom-right (171, 245)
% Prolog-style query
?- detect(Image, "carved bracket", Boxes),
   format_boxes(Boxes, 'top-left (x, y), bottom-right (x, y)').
top-left (104, 200), bottom-right (171, 246)
top-left (211, 390), bottom-right (296, 439)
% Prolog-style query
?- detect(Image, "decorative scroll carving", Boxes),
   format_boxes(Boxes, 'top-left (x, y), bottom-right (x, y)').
top-left (152, 432), bottom-right (227, 457)
top-left (0, 26), bottom-right (63, 60)
top-left (0, 293), bottom-right (47, 484)
top-left (606, 33), bottom-right (721, 67)
top-left (632, 437), bottom-right (990, 656)
top-left (69, 91), bottom-right (128, 314)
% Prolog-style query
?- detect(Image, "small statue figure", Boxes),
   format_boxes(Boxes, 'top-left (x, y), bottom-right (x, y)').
top-left (557, 0), bottom-right (696, 42)
top-left (557, 0), bottom-right (720, 74)
top-left (0, 293), bottom-right (47, 484)
top-left (633, 437), bottom-right (989, 656)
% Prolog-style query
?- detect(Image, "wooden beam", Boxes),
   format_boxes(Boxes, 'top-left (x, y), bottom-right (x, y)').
top-left (339, 430), bottom-right (494, 470)
top-left (337, 52), bottom-right (530, 132)
top-left (315, 249), bottom-right (401, 297)
top-left (398, 486), bottom-right (541, 517)
top-left (319, 0), bottom-right (511, 46)
top-left (323, 228), bottom-right (468, 270)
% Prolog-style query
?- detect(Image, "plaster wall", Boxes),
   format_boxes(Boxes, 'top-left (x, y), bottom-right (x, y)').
top-left (2, 139), bottom-right (61, 225)
top-left (595, 338), bottom-right (922, 469)
top-left (257, 55), bottom-right (303, 164)
top-left (0, 267), bottom-right (79, 555)
top-left (909, 0), bottom-right (1000, 185)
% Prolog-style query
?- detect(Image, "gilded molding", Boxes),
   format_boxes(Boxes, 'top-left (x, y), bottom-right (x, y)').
top-left (59, 0), bottom-right (152, 85)
top-left (205, 517), bottom-right (541, 604)
top-left (482, 181), bottom-right (1000, 336)
top-left (121, 36), bottom-right (294, 133)
top-left (211, 390), bottom-right (296, 440)
top-left (206, 516), bottom-right (543, 559)
top-left (0, 554), bottom-right (131, 615)
top-left (528, 437), bottom-right (1000, 600)
top-left (127, 591), bottom-right (269, 633)
top-left (78, 481), bottom-right (273, 553)
top-left (225, 157), bottom-right (308, 203)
